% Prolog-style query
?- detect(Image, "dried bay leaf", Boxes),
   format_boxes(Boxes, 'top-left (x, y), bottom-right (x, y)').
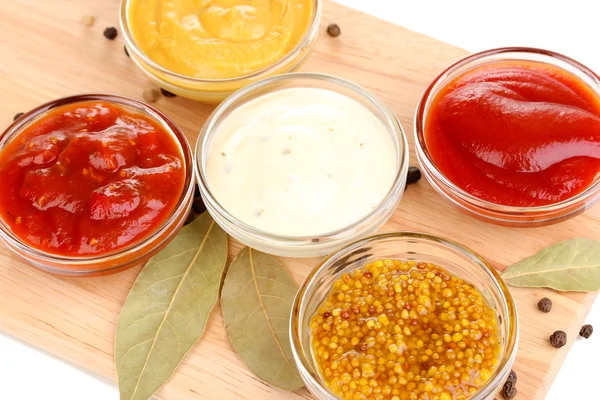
top-left (502, 238), bottom-right (600, 292)
top-left (115, 212), bottom-right (228, 400)
top-left (221, 247), bottom-right (303, 390)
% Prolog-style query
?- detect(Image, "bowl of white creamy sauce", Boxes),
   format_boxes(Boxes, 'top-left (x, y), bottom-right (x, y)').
top-left (195, 73), bottom-right (408, 257)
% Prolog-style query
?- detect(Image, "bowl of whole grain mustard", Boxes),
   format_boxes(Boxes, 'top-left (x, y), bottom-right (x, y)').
top-left (120, 0), bottom-right (322, 102)
top-left (291, 232), bottom-right (519, 400)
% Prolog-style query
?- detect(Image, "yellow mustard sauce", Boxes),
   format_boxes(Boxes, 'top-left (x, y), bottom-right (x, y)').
top-left (128, 0), bottom-right (314, 79)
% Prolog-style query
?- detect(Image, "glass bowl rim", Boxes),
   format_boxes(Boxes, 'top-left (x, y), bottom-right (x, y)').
top-left (0, 93), bottom-right (194, 272)
top-left (290, 231), bottom-right (520, 400)
top-left (119, 0), bottom-right (323, 84)
top-left (414, 46), bottom-right (600, 214)
top-left (194, 72), bottom-right (409, 243)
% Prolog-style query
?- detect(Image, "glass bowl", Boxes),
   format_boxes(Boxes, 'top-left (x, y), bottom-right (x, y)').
top-left (120, 0), bottom-right (322, 103)
top-left (290, 232), bottom-right (519, 400)
top-left (195, 72), bottom-right (409, 258)
top-left (0, 94), bottom-right (194, 277)
top-left (414, 47), bottom-right (600, 227)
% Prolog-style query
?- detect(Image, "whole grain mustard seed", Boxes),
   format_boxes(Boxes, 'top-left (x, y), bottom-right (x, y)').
top-left (310, 259), bottom-right (501, 400)
top-left (142, 88), bottom-right (159, 103)
top-left (81, 15), bottom-right (95, 27)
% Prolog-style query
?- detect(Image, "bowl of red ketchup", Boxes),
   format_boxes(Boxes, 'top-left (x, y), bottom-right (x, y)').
top-left (415, 47), bottom-right (600, 226)
top-left (0, 94), bottom-right (194, 276)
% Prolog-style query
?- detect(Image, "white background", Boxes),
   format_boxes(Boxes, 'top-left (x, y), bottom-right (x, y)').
top-left (1, 0), bottom-right (599, 399)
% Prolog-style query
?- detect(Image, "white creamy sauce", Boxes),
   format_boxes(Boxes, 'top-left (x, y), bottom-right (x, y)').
top-left (205, 87), bottom-right (397, 236)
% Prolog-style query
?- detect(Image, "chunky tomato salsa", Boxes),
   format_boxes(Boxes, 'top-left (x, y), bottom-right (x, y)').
top-left (0, 101), bottom-right (185, 256)
top-left (425, 61), bottom-right (600, 207)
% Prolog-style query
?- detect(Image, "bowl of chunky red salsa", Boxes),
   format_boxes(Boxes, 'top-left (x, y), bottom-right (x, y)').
top-left (0, 95), bottom-right (193, 276)
top-left (415, 48), bottom-right (600, 226)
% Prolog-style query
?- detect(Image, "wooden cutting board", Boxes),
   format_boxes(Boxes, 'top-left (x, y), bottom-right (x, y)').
top-left (0, 1), bottom-right (597, 399)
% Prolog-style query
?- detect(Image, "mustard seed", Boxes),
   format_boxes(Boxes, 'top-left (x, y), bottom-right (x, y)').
top-left (142, 88), bottom-right (159, 103)
top-left (81, 15), bottom-right (95, 27)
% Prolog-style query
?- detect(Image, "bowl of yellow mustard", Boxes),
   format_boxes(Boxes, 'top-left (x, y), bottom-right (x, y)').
top-left (120, 0), bottom-right (322, 102)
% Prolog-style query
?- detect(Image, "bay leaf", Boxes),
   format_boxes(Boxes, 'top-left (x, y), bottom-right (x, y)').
top-left (115, 212), bottom-right (228, 400)
top-left (501, 238), bottom-right (600, 292)
top-left (221, 247), bottom-right (303, 390)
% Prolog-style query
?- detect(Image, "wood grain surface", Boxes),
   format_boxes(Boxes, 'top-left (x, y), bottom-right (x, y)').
top-left (0, 1), bottom-right (598, 399)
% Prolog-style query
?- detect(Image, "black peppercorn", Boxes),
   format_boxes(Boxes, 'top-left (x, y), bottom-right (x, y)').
top-left (550, 330), bottom-right (567, 348)
top-left (326, 23), bottom-right (341, 38)
top-left (501, 382), bottom-right (517, 399)
top-left (161, 88), bottom-right (176, 98)
top-left (124, 45), bottom-right (129, 57)
top-left (184, 209), bottom-right (195, 226)
top-left (506, 370), bottom-right (517, 386)
top-left (537, 297), bottom-right (552, 313)
top-left (13, 112), bottom-right (24, 121)
top-left (501, 370), bottom-right (518, 399)
top-left (192, 196), bottom-right (206, 215)
top-left (580, 324), bottom-right (593, 339)
top-left (103, 27), bottom-right (118, 40)
top-left (406, 166), bottom-right (422, 185)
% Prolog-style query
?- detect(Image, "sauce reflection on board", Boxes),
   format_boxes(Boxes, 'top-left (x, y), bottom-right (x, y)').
top-left (425, 61), bottom-right (600, 207)
top-left (0, 101), bottom-right (185, 256)
top-left (205, 87), bottom-right (398, 237)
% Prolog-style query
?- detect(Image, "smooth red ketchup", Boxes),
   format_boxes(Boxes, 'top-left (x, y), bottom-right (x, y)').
top-left (425, 61), bottom-right (600, 207)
